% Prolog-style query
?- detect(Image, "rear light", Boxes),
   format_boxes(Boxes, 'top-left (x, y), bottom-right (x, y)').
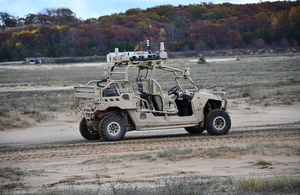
top-left (80, 105), bottom-right (98, 111)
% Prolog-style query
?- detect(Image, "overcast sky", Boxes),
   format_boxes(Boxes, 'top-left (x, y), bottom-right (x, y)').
top-left (1, 0), bottom-right (277, 19)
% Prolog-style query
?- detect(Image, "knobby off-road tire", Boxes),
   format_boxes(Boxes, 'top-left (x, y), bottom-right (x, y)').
top-left (99, 115), bottom-right (126, 141)
top-left (185, 126), bottom-right (205, 134)
top-left (79, 117), bottom-right (100, 140)
top-left (205, 109), bottom-right (231, 135)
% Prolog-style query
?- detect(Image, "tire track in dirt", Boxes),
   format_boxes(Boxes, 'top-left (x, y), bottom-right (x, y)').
top-left (0, 124), bottom-right (299, 162)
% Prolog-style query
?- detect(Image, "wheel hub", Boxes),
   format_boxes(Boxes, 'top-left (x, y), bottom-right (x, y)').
top-left (213, 116), bottom-right (226, 130)
top-left (107, 122), bottom-right (120, 135)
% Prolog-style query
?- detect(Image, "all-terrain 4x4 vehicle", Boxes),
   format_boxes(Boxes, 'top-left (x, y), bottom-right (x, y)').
top-left (74, 42), bottom-right (231, 141)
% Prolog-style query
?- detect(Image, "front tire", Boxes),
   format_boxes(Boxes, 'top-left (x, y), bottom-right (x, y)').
top-left (99, 115), bottom-right (126, 141)
top-left (205, 110), bottom-right (231, 135)
top-left (79, 117), bottom-right (100, 140)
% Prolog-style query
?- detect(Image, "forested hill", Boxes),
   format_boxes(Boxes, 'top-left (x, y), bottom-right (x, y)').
top-left (0, 1), bottom-right (299, 61)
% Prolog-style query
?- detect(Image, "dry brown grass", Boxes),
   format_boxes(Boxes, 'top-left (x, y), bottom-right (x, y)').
top-left (0, 53), bottom-right (299, 130)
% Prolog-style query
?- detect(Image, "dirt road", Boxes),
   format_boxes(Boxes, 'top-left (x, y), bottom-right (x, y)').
top-left (0, 101), bottom-right (299, 193)
top-left (1, 122), bottom-right (299, 158)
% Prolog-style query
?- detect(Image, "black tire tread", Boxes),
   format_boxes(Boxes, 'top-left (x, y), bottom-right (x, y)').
top-left (79, 117), bottom-right (100, 140)
top-left (185, 126), bottom-right (205, 134)
top-left (205, 109), bottom-right (231, 135)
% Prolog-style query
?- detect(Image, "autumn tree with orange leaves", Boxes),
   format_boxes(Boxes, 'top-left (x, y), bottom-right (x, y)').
top-left (0, 1), bottom-right (299, 61)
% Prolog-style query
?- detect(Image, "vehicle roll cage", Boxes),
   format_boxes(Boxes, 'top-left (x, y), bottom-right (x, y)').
top-left (105, 42), bottom-right (200, 92)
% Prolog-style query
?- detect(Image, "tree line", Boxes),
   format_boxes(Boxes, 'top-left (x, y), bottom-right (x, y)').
top-left (0, 1), bottom-right (299, 61)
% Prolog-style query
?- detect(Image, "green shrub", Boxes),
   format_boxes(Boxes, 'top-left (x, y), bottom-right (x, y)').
top-left (198, 57), bottom-right (206, 64)
top-left (254, 159), bottom-right (272, 166)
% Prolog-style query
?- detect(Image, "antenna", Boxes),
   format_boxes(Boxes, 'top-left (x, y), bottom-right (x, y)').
top-left (160, 42), bottom-right (165, 51)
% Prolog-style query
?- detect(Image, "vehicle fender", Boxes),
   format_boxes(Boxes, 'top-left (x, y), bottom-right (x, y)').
top-left (191, 92), bottom-right (221, 121)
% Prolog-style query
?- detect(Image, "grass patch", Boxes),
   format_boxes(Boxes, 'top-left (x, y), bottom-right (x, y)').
top-left (24, 186), bottom-right (101, 195)
top-left (81, 143), bottom-right (299, 165)
top-left (82, 152), bottom-right (157, 164)
top-left (238, 176), bottom-right (300, 193)
top-left (22, 176), bottom-right (299, 195)
top-left (0, 108), bottom-right (9, 117)
top-left (254, 159), bottom-right (272, 166)
top-left (226, 80), bottom-right (300, 105)
top-left (157, 146), bottom-right (194, 160)
top-left (0, 91), bottom-right (75, 113)
top-left (22, 110), bottom-right (55, 123)
top-left (83, 147), bottom-right (198, 164)
top-left (0, 166), bottom-right (26, 181)
top-left (0, 90), bottom-right (76, 130)
top-left (0, 112), bottom-right (32, 130)
top-left (110, 176), bottom-right (230, 195)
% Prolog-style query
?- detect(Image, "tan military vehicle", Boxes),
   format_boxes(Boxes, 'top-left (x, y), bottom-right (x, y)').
top-left (74, 42), bottom-right (231, 141)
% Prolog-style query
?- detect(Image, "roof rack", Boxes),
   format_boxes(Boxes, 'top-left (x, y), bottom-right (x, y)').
top-left (106, 42), bottom-right (168, 65)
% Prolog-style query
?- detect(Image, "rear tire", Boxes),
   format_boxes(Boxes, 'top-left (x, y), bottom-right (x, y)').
top-left (79, 117), bottom-right (100, 140)
top-left (205, 110), bottom-right (231, 135)
top-left (99, 115), bottom-right (126, 141)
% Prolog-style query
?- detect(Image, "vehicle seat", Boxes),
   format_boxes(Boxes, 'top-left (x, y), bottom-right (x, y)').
top-left (138, 80), bottom-right (150, 94)
top-left (152, 95), bottom-right (163, 111)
